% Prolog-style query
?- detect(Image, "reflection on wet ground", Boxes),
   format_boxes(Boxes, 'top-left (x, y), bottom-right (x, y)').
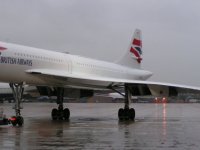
top-left (1, 103), bottom-right (200, 149)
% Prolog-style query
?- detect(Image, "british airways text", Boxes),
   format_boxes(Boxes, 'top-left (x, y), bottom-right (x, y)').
top-left (0, 56), bottom-right (32, 66)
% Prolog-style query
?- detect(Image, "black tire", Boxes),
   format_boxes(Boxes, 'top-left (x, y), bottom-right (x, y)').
top-left (57, 110), bottom-right (63, 120)
top-left (51, 108), bottom-right (58, 120)
top-left (63, 108), bottom-right (70, 120)
top-left (124, 108), bottom-right (130, 120)
top-left (129, 108), bottom-right (135, 120)
top-left (118, 108), bottom-right (124, 120)
top-left (17, 116), bottom-right (24, 126)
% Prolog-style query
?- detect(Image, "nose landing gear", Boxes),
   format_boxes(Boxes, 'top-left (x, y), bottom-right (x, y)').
top-left (9, 83), bottom-right (24, 126)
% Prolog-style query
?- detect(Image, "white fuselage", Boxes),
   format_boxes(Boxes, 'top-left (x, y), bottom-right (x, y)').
top-left (0, 42), bottom-right (152, 89)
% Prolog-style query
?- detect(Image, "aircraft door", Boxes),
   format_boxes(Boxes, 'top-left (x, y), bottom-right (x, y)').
top-left (66, 57), bottom-right (72, 74)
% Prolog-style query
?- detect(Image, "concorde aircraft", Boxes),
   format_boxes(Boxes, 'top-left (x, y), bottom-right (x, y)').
top-left (0, 29), bottom-right (200, 126)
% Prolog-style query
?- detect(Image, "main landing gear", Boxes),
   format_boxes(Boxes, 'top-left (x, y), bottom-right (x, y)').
top-left (9, 83), bottom-right (24, 126)
top-left (117, 84), bottom-right (135, 121)
top-left (51, 87), bottom-right (70, 121)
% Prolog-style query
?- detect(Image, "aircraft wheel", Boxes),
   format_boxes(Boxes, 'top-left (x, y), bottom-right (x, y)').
top-left (17, 116), bottom-right (24, 126)
top-left (63, 108), bottom-right (70, 120)
top-left (129, 108), bottom-right (135, 120)
top-left (124, 108), bottom-right (130, 120)
top-left (57, 110), bottom-right (63, 120)
top-left (118, 108), bottom-right (124, 120)
top-left (51, 108), bottom-right (58, 120)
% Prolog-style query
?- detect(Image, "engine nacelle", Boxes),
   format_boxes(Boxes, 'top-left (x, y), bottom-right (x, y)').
top-left (147, 85), bottom-right (178, 97)
top-left (128, 84), bottom-right (178, 97)
top-left (64, 88), bottom-right (94, 99)
top-left (36, 86), bottom-right (94, 99)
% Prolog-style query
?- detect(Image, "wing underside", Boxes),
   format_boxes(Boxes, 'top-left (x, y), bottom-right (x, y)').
top-left (26, 69), bottom-right (200, 93)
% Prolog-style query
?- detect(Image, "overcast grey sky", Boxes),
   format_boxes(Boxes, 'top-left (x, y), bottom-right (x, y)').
top-left (0, 0), bottom-right (200, 86)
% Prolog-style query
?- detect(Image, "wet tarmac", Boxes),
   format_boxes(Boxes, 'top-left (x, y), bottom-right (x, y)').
top-left (0, 103), bottom-right (200, 150)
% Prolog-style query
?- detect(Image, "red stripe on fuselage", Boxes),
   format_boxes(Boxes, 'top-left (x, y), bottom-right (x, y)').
top-left (0, 46), bottom-right (7, 51)
top-left (132, 39), bottom-right (141, 46)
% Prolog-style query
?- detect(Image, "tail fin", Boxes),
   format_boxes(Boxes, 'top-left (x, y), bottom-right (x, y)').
top-left (117, 29), bottom-right (142, 68)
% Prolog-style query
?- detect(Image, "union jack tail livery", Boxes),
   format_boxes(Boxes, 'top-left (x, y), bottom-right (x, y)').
top-left (130, 29), bottom-right (142, 63)
top-left (117, 29), bottom-right (143, 68)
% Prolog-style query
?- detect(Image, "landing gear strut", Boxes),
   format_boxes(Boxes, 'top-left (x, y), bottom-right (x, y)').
top-left (51, 87), bottom-right (70, 120)
top-left (118, 84), bottom-right (135, 121)
top-left (9, 83), bottom-right (24, 126)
